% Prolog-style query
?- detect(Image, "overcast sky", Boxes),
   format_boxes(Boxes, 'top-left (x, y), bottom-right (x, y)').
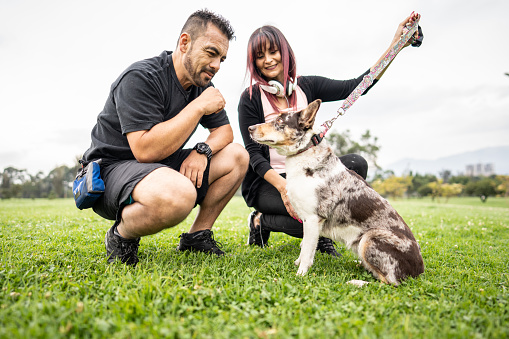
top-left (1, 0), bottom-right (508, 175)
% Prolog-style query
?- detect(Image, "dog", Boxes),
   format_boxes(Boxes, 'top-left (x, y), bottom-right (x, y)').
top-left (248, 99), bottom-right (424, 285)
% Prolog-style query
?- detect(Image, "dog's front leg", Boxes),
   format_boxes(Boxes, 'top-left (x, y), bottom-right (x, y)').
top-left (295, 215), bottom-right (321, 276)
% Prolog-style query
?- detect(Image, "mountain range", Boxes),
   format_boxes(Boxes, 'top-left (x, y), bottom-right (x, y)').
top-left (385, 146), bottom-right (509, 176)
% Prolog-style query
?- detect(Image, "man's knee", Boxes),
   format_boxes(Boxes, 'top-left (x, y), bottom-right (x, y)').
top-left (133, 167), bottom-right (197, 218)
top-left (225, 142), bottom-right (249, 172)
top-left (209, 143), bottom-right (249, 182)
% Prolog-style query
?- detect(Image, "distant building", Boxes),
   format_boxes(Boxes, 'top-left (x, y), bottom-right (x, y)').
top-left (466, 163), bottom-right (495, 176)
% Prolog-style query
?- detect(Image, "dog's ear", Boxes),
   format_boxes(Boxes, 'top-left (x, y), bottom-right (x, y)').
top-left (298, 99), bottom-right (322, 129)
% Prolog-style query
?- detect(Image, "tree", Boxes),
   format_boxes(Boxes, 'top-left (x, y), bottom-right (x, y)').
top-left (427, 180), bottom-right (443, 201)
top-left (326, 129), bottom-right (381, 170)
top-left (371, 175), bottom-right (412, 199)
top-left (417, 184), bottom-right (433, 197)
top-left (20, 172), bottom-right (45, 199)
top-left (465, 178), bottom-right (497, 202)
top-left (408, 173), bottom-right (437, 197)
top-left (1, 167), bottom-right (30, 199)
top-left (439, 169), bottom-right (452, 183)
top-left (0, 161), bottom-right (79, 199)
top-left (371, 169), bottom-right (395, 182)
top-left (48, 165), bottom-right (77, 198)
top-left (441, 183), bottom-right (463, 202)
top-left (427, 180), bottom-right (463, 202)
top-left (495, 175), bottom-right (509, 197)
top-left (449, 175), bottom-right (471, 186)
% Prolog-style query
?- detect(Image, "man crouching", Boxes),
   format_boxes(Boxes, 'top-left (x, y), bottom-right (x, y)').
top-left (79, 9), bottom-right (248, 266)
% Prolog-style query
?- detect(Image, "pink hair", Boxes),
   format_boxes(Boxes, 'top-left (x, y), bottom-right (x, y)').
top-left (245, 25), bottom-right (297, 112)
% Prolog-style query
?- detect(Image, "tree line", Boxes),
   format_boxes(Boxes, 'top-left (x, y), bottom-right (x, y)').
top-left (1, 130), bottom-right (507, 201)
top-left (327, 130), bottom-right (508, 202)
top-left (1, 163), bottom-right (79, 199)
top-left (370, 170), bottom-right (509, 202)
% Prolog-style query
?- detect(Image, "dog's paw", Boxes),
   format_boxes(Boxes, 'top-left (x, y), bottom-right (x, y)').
top-left (296, 267), bottom-right (309, 276)
top-left (294, 257), bottom-right (301, 266)
top-left (296, 262), bottom-right (312, 276)
top-left (347, 279), bottom-right (370, 287)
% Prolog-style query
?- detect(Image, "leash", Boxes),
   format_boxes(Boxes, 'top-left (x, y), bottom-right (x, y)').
top-left (311, 14), bottom-right (421, 146)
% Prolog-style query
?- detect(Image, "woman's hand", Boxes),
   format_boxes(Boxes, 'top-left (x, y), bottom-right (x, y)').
top-left (372, 11), bottom-right (421, 79)
top-left (263, 169), bottom-right (301, 222)
top-left (393, 12), bottom-right (421, 48)
top-left (278, 186), bottom-right (301, 222)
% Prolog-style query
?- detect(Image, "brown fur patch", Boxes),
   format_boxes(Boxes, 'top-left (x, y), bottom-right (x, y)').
top-left (387, 213), bottom-right (417, 241)
top-left (367, 235), bottom-right (424, 282)
top-left (360, 238), bottom-right (389, 283)
top-left (284, 112), bottom-right (301, 129)
top-left (348, 193), bottom-right (386, 223)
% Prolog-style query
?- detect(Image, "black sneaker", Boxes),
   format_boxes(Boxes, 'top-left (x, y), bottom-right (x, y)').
top-left (177, 229), bottom-right (224, 256)
top-left (104, 225), bottom-right (140, 266)
top-left (317, 237), bottom-right (341, 257)
top-left (247, 211), bottom-right (270, 247)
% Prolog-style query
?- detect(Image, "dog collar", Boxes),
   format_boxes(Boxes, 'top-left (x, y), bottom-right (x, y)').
top-left (296, 131), bottom-right (325, 154)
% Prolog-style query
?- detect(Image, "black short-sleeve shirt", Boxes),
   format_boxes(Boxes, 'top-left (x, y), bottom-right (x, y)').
top-left (83, 51), bottom-right (230, 163)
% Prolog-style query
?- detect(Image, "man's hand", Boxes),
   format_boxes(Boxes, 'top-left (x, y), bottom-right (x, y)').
top-left (180, 150), bottom-right (208, 188)
top-left (193, 87), bottom-right (226, 115)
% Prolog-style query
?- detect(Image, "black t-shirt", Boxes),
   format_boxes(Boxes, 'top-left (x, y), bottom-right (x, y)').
top-left (83, 51), bottom-right (230, 163)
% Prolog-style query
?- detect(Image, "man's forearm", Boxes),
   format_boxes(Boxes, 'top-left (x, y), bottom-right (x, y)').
top-left (204, 124), bottom-right (234, 155)
top-left (127, 101), bottom-right (205, 162)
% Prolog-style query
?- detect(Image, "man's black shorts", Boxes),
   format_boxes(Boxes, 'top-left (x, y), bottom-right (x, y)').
top-left (92, 149), bottom-right (210, 221)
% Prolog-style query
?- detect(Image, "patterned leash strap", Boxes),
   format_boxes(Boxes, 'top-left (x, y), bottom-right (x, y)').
top-left (320, 15), bottom-right (421, 135)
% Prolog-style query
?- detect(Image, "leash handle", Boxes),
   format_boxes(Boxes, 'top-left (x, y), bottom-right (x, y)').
top-left (320, 14), bottom-right (421, 134)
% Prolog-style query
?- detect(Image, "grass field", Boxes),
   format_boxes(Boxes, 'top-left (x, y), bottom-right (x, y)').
top-left (1, 197), bottom-right (508, 338)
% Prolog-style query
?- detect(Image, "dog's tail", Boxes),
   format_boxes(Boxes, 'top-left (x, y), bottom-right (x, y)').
top-left (358, 229), bottom-right (424, 285)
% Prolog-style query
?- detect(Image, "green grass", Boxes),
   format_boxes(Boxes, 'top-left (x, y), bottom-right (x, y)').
top-left (1, 197), bottom-right (508, 338)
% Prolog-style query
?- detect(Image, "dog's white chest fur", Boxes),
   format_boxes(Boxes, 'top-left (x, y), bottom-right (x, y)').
top-left (286, 171), bottom-right (321, 217)
top-left (285, 149), bottom-right (362, 248)
top-left (285, 149), bottom-right (345, 219)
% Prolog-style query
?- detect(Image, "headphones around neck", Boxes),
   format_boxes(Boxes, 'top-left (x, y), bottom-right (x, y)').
top-left (259, 77), bottom-right (297, 97)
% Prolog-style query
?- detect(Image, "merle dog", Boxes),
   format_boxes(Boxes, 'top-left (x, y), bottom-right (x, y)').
top-left (249, 99), bottom-right (424, 285)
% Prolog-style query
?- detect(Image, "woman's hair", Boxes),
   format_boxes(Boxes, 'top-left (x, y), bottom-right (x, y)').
top-left (245, 25), bottom-right (297, 111)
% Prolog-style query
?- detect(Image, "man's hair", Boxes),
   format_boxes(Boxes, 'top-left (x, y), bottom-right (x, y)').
top-left (180, 9), bottom-right (235, 42)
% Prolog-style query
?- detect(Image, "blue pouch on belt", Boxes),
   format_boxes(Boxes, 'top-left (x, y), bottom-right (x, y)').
top-left (73, 160), bottom-right (105, 210)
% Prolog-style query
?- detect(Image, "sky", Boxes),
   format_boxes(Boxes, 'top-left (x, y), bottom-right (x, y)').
top-left (1, 0), bottom-right (508, 175)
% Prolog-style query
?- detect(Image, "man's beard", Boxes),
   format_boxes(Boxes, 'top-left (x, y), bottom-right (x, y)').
top-left (184, 50), bottom-right (215, 88)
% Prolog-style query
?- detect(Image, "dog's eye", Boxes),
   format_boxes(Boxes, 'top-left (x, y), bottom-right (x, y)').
top-left (276, 117), bottom-right (285, 125)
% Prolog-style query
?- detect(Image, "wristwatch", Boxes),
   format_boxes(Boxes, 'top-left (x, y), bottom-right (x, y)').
top-left (193, 142), bottom-right (212, 160)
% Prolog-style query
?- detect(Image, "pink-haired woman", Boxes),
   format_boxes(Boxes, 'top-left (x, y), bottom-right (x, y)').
top-left (238, 13), bottom-right (421, 253)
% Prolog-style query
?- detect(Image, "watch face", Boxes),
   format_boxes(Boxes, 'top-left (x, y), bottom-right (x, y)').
top-left (197, 143), bottom-right (206, 153)
top-left (195, 143), bottom-right (211, 157)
